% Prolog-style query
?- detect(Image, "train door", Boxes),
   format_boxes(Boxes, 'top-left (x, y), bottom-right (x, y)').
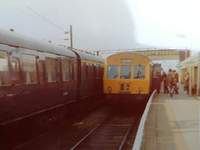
top-left (61, 58), bottom-right (75, 103)
top-left (20, 54), bottom-right (39, 109)
top-left (36, 59), bottom-right (47, 106)
top-left (44, 57), bottom-right (62, 105)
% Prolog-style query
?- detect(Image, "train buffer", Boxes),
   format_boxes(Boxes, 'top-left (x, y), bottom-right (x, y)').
top-left (134, 90), bottom-right (200, 150)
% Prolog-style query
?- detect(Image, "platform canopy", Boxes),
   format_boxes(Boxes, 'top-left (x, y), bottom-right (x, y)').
top-left (133, 49), bottom-right (190, 61)
top-left (100, 49), bottom-right (191, 61)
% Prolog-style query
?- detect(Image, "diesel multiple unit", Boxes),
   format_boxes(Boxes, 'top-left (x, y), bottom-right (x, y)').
top-left (104, 52), bottom-right (155, 103)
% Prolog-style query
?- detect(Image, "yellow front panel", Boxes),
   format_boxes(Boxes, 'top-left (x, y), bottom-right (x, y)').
top-left (104, 52), bottom-right (152, 95)
top-left (104, 79), bottom-right (150, 94)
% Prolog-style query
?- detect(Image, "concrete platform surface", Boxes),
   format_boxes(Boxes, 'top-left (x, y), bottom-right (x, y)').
top-left (141, 93), bottom-right (200, 150)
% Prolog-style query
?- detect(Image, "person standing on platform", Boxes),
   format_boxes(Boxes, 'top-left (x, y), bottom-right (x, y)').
top-left (162, 72), bottom-right (168, 93)
top-left (172, 70), bottom-right (179, 94)
top-left (175, 70), bottom-right (179, 83)
top-left (184, 71), bottom-right (189, 95)
top-left (167, 69), bottom-right (173, 88)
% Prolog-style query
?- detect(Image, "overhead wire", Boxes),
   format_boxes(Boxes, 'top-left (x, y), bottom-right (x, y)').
top-left (26, 6), bottom-right (66, 32)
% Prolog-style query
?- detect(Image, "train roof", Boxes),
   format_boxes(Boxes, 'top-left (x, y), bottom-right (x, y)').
top-left (107, 51), bottom-right (151, 61)
top-left (0, 29), bottom-right (104, 62)
top-left (0, 28), bottom-right (76, 57)
top-left (76, 51), bottom-right (104, 63)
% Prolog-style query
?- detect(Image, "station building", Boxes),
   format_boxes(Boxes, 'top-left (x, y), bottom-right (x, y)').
top-left (178, 52), bottom-right (200, 96)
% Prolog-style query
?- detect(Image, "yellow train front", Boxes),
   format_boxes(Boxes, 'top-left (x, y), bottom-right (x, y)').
top-left (104, 52), bottom-right (152, 105)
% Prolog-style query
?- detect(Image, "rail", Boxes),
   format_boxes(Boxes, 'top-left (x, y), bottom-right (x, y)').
top-left (132, 90), bottom-right (157, 150)
top-left (69, 124), bottom-right (100, 150)
top-left (68, 115), bottom-right (135, 150)
top-left (118, 124), bottom-right (132, 150)
top-left (0, 100), bottom-right (76, 126)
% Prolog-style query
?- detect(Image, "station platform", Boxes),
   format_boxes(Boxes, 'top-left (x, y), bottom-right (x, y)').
top-left (140, 92), bottom-right (200, 150)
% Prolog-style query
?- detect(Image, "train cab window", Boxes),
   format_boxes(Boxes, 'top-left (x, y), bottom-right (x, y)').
top-left (22, 55), bottom-right (37, 84)
top-left (134, 64), bottom-right (145, 79)
top-left (107, 65), bottom-right (118, 79)
top-left (0, 51), bottom-right (10, 86)
top-left (120, 66), bottom-right (131, 79)
top-left (45, 58), bottom-right (57, 82)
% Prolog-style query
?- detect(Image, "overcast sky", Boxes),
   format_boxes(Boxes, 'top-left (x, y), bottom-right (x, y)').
top-left (0, 0), bottom-right (200, 53)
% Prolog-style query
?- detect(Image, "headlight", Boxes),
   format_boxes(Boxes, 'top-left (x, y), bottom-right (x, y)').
top-left (107, 86), bottom-right (112, 93)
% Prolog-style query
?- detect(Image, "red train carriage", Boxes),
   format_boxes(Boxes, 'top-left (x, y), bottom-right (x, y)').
top-left (0, 29), bottom-right (104, 125)
top-left (78, 53), bottom-right (104, 100)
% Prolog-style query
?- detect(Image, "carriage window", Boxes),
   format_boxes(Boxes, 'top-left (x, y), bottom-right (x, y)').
top-left (107, 65), bottom-right (118, 79)
top-left (62, 59), bottom-right (70, 81)
top-left (0, 51), bottom-right (10, 86)
top-left (120, 66), bottom-right (131, 79)
top-left (134, 64), bottom-right (145, 79)
top-left (10, 57), bottom-right (20, 83)
top-left (45, 58), bottom-right (57, 82)
top-left (38, 60), bottom-right (45, 84)
top-left (22, 55), bottom-right (37, 84)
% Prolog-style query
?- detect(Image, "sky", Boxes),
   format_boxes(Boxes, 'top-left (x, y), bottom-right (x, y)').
top-left (0, 0), bottom-right (200, 55)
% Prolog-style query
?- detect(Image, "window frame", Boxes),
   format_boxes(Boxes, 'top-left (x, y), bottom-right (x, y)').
top-left (107, 65), bottom-right (119, 80)
top-left (62, 58), bottom-right (74, 82)
top-left (120, 65), bottom-right (131, 79)
top-left (45, 57), bottom-right (59, 83)
top-left (21, 54), bottom-right (38, 85)
top-left (133, 64), bottom-right (146, 79)
top-left (10, 56), bottom-right (21, 85)
top-left (0, 51), bottom-right (10, 86)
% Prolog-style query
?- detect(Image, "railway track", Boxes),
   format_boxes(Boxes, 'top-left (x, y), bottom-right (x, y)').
top-left (68, 115), bottom-right (137, 150)
top-left (12, 105), bottom-right (144, 150)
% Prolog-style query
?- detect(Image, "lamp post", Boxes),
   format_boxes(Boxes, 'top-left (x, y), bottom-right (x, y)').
top-left (64, 25), bottom-right (73, 50)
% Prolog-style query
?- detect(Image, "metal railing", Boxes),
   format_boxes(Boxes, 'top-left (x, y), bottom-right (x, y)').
top-left (132, 90), bottom-right (157, 150)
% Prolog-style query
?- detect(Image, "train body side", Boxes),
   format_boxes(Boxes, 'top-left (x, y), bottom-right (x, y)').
top-left (0, 29), bottom-right (104, 124)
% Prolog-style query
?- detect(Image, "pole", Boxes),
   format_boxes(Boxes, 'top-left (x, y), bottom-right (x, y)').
top-left (70, 25), bottom-right (73, 50)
